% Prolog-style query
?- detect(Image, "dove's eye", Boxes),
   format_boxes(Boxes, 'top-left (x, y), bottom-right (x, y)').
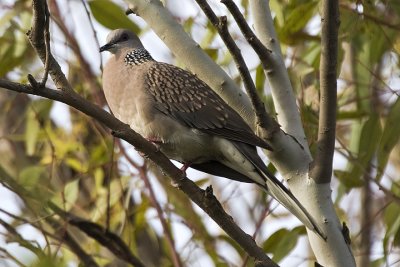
top-left (121, 34), bottom-right (128, 41)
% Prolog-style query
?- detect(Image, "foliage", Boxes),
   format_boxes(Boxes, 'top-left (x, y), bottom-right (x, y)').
top-left (0, 0), bottom-right (399, 266)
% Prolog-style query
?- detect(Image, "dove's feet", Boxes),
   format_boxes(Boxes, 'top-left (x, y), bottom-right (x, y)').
top-left (138, 137), bottom-right (163, 157)
top-left (180, 162), bottom-right (192, 173)
top-left (146, 137), bottom-right (163, 151)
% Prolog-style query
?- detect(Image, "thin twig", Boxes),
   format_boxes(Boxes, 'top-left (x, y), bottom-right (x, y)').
top-left (28, 0), bottom-right (73, 93)
top-left (79, 0), bottom-right (104, 71)
top-left (241, 205), bottom-right (271, 267)
top-left (0, 218), bottom-right (45, 257)
top-left (40, 1), bottom-right (50, 87)
top-left (309, 0), bottom-right (340, 183)
top-left (0, 208), bottom-right (99, 266)
top-left (0, 247), bottom-right (28, 267)
top-left (47, 0), bottom-right (106, 105)
top-left (120, 145), bottom-right (183, 267)
top-left (335, 139), bottom-right (400, 204)
top-left (195, 0), bottom-right (279, 137)
top-left (49, 203), bottom-right (146, 267)
top-left (340, 3), bottom-right (400, 31)
top-left (106, 138), bottom-right (115, 231)
top-left (47, 218), bottom-right (100, 267)
top-left (221, 0), bottom-right (272, 69)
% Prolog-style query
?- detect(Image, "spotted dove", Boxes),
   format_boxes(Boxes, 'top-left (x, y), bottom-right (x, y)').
top-left (100, 29), bottom-right (323, 238)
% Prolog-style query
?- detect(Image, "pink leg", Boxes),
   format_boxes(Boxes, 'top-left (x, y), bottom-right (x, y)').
top-left (138, 137), bottom-right (163, 156)
top-left (147, 137), bottom-right (163, 151)
top-left (146, 137), bottom-right (162, 144)
top-left (180, 162), bottom-right (192, 172)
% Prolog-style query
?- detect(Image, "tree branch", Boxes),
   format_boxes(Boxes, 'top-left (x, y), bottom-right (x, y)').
top-left (48, 0), bottom-right (106, 105)
top-left (46, 218), bottom-right (100, 267)
top-left (28, 0), bottom-right (73, 93)
top-left (1, 205), bottom-right (104, 267)
top-left (119, 144), bottom-right (183, 267)
top-left (49, 203), bottom-right (145, 267)
top-left (221, 0), bottom-right (273, 69)
top-left (194, 0), bottom-right (279, 138)
top-left (248, 0), bottom-right (310, 148)
top-left (309, 0), bottom-right (340, 183)
top-left (39, 0), bottom-right (50, 87)
top-left (243, 2), bottom-right (355, 266)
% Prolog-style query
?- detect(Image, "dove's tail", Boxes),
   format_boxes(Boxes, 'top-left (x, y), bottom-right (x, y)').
top-left (231, 142), bottom-right (326, 239)
top-left (259, 170), bottom-right (326, 240)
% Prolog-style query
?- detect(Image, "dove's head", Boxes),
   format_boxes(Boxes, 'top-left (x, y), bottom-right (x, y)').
top-left (100, 29), bottom-right (144, 54)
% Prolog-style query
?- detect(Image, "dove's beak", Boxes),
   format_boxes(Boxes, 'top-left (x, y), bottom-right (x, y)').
top-left (99, 42), bottom-right (114, 53)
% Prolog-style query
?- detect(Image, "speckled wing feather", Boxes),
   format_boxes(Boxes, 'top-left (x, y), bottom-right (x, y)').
top-left (145, 62), bottom-right (272, 150)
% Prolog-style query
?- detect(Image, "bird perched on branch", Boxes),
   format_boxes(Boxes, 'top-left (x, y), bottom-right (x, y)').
top-left (100, 29), bottom-right (324, 238)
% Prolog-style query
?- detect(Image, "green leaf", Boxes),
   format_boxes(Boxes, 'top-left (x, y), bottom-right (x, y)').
top-left (263, 227), bottom-right (305, 262)
top-left (25, 107), bottom-right (40, 156)
top-left (334, 170), bottom-right (364, 188)
top-left (255, 64), bottom-right (266, 94)
top-left (280, 1), bottom-right (318, 37)
top-left (384, 203), bottom-right (400, 251)
top-left (65, 157), bottom-right (89, 173)
top-left (358, 114), bottom-right (381, 163)
top-left (194, 178), bottom-right (210, 187)
top-left (204, 48), bottom-right (219, 61)
top-left (88, 0), bottom-right (140, 32)
top-left (270, 0), bottom-right (284, 26)
top-left (31, 99), bottom-right (53, 119)
top-left (337, 110), bottom-right (367, 120)
top-left (200, 22), bottom-right (217, 48)
top-left (19, 165), bottom-right (46, 189)
top-left (339, 115), bottom-right (381, 189)
top-left (64, 179), bottom-right (79, 206)
top-left (18, 166), bottom-right (53, 205)
top-left (286, 1), bottom-right (318, 32)
top-left (370, 258), bottom-right (385, 267)
top-left (183, 16), bottom-right (195, 33)
top-left (377, 97), bottom-right (400, 180)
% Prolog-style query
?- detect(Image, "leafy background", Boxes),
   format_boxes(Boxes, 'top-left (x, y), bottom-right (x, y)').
top-left (0, 0), bottom-right (399, 266)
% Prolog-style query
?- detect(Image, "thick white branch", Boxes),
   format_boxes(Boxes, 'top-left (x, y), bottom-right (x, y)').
top-left (249, 0), bottom-right (309, 150)
top-left (250, 1), bottom-right (356, 266)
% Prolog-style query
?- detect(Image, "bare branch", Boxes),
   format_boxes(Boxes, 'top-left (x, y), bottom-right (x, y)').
top-left (46, 218), bottom-right (100, 267)
top-left (48, 0), bottom-right (106, 105)
top-left (340, 3), bottom-right (400, 31)
top-left (0, 207), bottom-right (99, 267)
top-left (28, 0), bottom-right (73, 93)
top-left (0, 247), bottom-right (27, 267)
top-left (221, 0), bottom-right (273, 69)
top-left (220, 0), bottom-right (310, 150)
top-left (195, 0), bottom-right (279, 138)
top-left (309, 0), bottom-right (340, 183)
top-left (119, 144), bottom-right (183, 267)
top-left (249, 0), bottom-right (310, 147)
top-left (105, 139), bottom-right (115, 231)
top-left (79, 0), bottom-right (104, 70)
top-left (39, 1), bottom-right (50, 87)
top-left (49, 203), bottom-right (145, 267)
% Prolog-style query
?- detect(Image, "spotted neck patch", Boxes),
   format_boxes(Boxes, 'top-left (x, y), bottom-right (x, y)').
top-left (124, 48), bottom-right (154, 65)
